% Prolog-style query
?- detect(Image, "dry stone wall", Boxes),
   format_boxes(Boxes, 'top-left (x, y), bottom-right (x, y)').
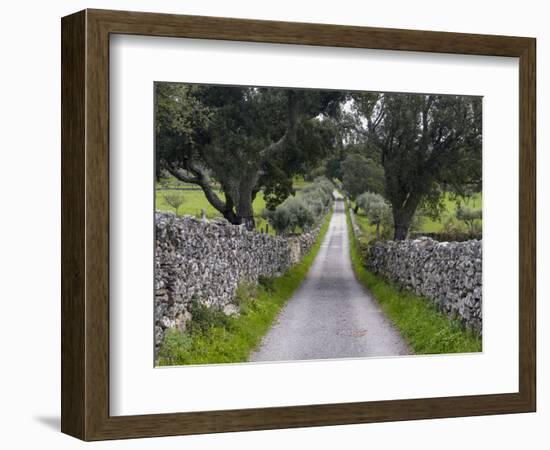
top-left (365, 237), bottom-right (482, 333)
top-left (155, 212), bottom-right (325, 348)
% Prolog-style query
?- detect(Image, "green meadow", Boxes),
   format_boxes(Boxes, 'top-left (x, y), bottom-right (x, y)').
top-left (155, 176), bottom-right (312, 234)
top-left (354, 192), bottom-right (482, 239)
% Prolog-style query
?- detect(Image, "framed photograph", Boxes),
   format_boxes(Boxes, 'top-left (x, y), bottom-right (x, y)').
top-left (61, 9), bottom-right (536, 441)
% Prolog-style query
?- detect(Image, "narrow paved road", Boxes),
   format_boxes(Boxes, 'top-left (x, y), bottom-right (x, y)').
top-left (250, 198), bottom-right (410, 362)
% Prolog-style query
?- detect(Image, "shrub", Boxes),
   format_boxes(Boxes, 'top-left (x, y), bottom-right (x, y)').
top-left (307, 197), bottom-right (325, 219)
top-left (263, 177), bottom-right (333, 234)
top-left (356, 192), bottom-right (392, 239)
top-left (186, 299), bottom-right (233, 335)
top-left (258, 275), bottom-right (276, 293)
top-left (312, 176), bottom-right (334, 196)
top-left (262, 207), bottom-right (292, 234)
top-left (232, 282), bottom-right (260, 313)
top-left (157, 329), bottom-right (192, 365)
top-left (301, 181), bottom-right (332, 216)
top-left (442, 215), bottom-right (466, 234)
top-left (456, 205), bottom-right (482, 233)
top-left (286, 197), bottom-right (315, 232)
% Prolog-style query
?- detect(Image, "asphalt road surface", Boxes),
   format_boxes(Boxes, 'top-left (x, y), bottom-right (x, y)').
top-left (250, 198), bottom-right (410, 362)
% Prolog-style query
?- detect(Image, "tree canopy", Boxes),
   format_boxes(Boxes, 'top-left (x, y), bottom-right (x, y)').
top-left (155, 83), bottom-right (346, 229)
top-left (341, 153), bottom-right (385, 210)
top-left (353, 92), bottom-right (482, 239)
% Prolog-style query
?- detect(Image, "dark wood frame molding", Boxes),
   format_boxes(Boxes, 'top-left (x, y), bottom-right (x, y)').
top-left (61, 9), bottom-right (536, 441)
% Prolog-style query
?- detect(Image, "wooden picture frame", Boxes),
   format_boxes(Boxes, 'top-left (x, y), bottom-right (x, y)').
top-left (61, 8), bottom-right (536, 441)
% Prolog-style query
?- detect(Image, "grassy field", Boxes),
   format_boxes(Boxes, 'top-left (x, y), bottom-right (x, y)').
top-left (354, 192), bottom-right (482, 239)
top-left (419, 192), bottom-right (482, 233)
top-left (157, 209), bottom-right (333, 366)
top-left (346, 204), bottom-right (482, 354)
top-left (156, 188), bottom-right (267, 218)
top-left (155, 176), bottom-right (311, 234)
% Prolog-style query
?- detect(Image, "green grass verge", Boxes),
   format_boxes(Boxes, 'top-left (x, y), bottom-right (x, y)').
top-left (346, 206), bottom-right (482, 355)
top-left (156, 209), bottom-right (333, 366)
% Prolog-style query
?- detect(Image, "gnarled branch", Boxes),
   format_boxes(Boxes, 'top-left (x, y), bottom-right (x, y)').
top-left (165, 163), bottom-right (228, 214)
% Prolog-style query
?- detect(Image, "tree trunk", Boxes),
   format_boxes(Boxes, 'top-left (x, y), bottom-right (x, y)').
top-left (393, 222), bottom-right (409, 240)
top-left (353, 203), bottom-right (359, 214)
top-left (392, 207), bottom-right (416, 240)
top-left (375, 223), bottom-right (380, 240)
top-left (217, 190), bottom-right (241, 225)
top-left (166, 163), bottom-right (260, 230)
top-left (243, 216), bottom-right (255, 231)
top-left (391, 190), bottom-right (423, 240)
top-left (235, 204), bottom-right (255, 231)
top-left (236, 184), bottom-right (256, 231)
top-left (222, 209), bottom-right (242, 226)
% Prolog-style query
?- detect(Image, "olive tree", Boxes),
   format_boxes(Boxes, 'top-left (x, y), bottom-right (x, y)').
top-left (163, 193), bottom-right (185, 216)
top-left (356, 192), bottom-right (392, 239)
top-left (263, 178), bottom-right (333, 235)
